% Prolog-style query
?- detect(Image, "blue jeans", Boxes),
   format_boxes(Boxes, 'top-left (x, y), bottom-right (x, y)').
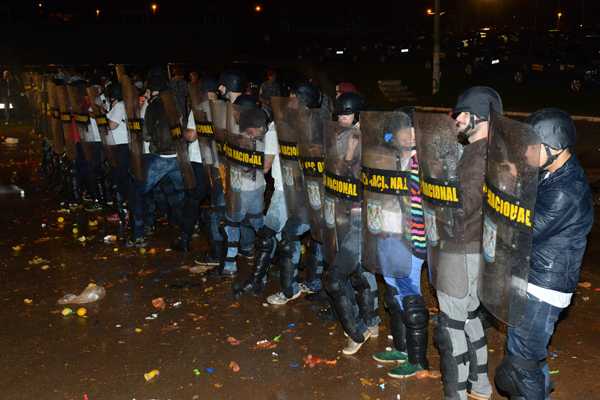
top-left (223, 187), bottom-right (265, 273)
top-left (383, 254), bottom-right (425, 310)
top-left (208, 166), bottom-right (225, 244)
top-left (503, 293), bottom-right (562, 400)
top-left (131, 155), bottom-right (185, 239)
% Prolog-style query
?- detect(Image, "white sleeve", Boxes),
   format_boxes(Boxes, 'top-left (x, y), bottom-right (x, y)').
top-left (187, 111), bottom-right (196, 130)
top-left (107, 102), bottom-right (124, 125)
top-left (264, 122), bottom-right (279, 156)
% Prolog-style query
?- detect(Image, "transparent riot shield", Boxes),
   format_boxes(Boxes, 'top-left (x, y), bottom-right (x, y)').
top-left (117, 65), bottom-right (145, 182)
top-left (479, 112), bottom-right (539, 326)
top-left (209, 100), bottom-right (228, 193)
top-left (271, 96), bottom-right (310, 225)
top-left (160, 89), bottom-right (196, 190)
top-left (189, 82), bottom-right (218, 166)
top-left (298, 108), bottom-right (326, 243)
top-left (223, 103), bottom-right (265, 216)
top-left (322, 120), bottom-right (362, 266)
top-left (361, 111), bottom-right (414, 277)
top-left (54, 82), bottom-right (76, 160)
top-left (47, 80), bottom-right (65, 155)
top-left (414, 112), bottom-right (469, 298)
top-left (86, 85), bottom-right (116, 167)
top-left (67, 83), bottom-right (93, 161)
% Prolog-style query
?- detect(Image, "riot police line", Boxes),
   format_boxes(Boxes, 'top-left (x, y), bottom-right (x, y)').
top-left (21, 66), bottom-right (593, 400)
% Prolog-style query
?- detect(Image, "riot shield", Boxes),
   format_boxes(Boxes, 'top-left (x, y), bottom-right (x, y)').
top-left (46, 79), bottom-right (65, 154)
top-left (271, 97), bottom-right (310, 225)
top-left (86, 85), bottom-right (116, 166)
top-left (223, 103), bottom-right (265, 216)
top-left (160, 89), bottom-right (197, 190)
top-left (189, 82), bottom-right (219, 166)
top-left (479, 112), bottom-right (539, 326)
top-left (67, 83), bottom-right (93, 161)
top-left (322, 120), bottom-right (362, 265)
top-left (414, 112), bottom-right (468, 298)
top-left (298, 108), bottom-right (326, 243)
top-left (361, 111), bottom-right (414, 277)
top-left (209, 100), bottom-right (228, 192)
top-left (117, 65), bottom-right (145, 181)
top-left (54, 81), bottom-right (76, 160)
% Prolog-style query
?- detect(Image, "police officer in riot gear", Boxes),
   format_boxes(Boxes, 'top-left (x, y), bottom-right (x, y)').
top-left (324, 92), bottom-right (380, 355)
top-left (427, 86), bottom-right (502, 400)
top-left (494, 109), bottom-right (593, 400)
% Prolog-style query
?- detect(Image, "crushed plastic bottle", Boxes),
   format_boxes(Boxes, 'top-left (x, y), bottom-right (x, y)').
top-left (57, 283), bottom-right (106, 305)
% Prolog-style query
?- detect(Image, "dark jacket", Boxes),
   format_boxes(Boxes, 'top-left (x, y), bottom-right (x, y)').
top-left (457, 138), bottom-right (487, 253)
top-left (530, 156), bottom-right (593, 293)
top-left (143, 96), bottom-right (177, 155)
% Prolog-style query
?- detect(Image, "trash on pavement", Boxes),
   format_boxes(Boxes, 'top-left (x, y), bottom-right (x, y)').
top-left (57, 283), bottom-right (106, 305)
top-left (152, 297), bottom-right (166, 311)
top-left (144, 369), bottom-right (160, 382)
top-left (228, 361), bottom-right (240, 373)
top-left (303, 354), bottom-right (337, 368)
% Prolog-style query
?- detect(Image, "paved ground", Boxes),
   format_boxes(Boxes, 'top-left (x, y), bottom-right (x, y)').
top-left (0, 124), bottom-right (599, 400)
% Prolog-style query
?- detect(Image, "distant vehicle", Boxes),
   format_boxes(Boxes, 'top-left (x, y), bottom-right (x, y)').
top-left (456, 29), bottom-right (515, 79)
top-left (508, 30), bottom-right (600, 93)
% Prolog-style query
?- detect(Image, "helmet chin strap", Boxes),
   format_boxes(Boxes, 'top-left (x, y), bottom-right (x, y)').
top-left (541, 145), bottom-right (563, 170)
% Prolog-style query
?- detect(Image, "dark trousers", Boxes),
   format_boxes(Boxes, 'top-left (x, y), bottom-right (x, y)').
top-left (181, 162), bottom-right (209, 237)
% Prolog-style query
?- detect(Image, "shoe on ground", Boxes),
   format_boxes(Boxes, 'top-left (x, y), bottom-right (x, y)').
top-left (238, 248), bottom-right (255, 260)
top-left (84, 202), bottom-right (103, 212)
top-left (299, 282), bottom-right (316, 294)
top-left (467, 390), bottom-right (492, 400)
top-left (342, 330), bottom-right (372, 356)
top-left (368, 325), bottom-right (380, 338)
top-left (387, 363), bottom-right (425, 379)
top-left (372, 349), bottom-right (408, 364)
top-left (267, 290), bottom-right (302, 305)
top-left (126, 237), bottom-right (147, 248)
top-left (193, 254), bottom-right (221, 266)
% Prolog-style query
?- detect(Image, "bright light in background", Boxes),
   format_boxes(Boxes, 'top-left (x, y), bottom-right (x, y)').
top-left (95, 9), bottom-right (100, 17)
top-left (401, 48), bottom-right (409, 53)
top-left (336, 50), bottom-right (344, 55)
top-left (151, 3), bottom-right (158, 14)
top-left (255, 4), bottom-right (262, 13)
top-left (426, 8), bottom-right (433, 15)
top-left (557, 12), bottom-right (563, 18)
top-left (37, 2), bottom-right (42, 8)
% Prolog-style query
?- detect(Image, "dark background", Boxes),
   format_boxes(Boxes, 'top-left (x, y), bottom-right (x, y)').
top-left (1, 0), bottom-right (599, 65)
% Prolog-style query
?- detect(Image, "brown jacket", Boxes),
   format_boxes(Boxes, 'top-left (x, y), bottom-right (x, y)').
top-left (456, 138), bottom-right (487, 253)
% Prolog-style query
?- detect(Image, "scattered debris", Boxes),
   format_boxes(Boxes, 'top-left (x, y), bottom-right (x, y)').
top-left (76, 307), bottom-right (87, 317)
top-left (152, 297), bottom-right (166, 311)
top-left (227, 336), bottom-right (241, 346)
top-left (61, 307), bottom-right (73, 316)
top-left (303, 354), bottom-right (337, 368)
top-left (254, 339), bottom-right (278, 350)
top-left (144, 369), bottom-right (160, 382)
top-left (228, 361), bottom-right (240, 373)
top-left (415, 370), bottom-right (442, 380)
top-left (28, 256), bottom-right (49, 265)
top-left (57, 283), bottom-right (106, 305)
top-left (23, 298), bottom-right (33, 305)
top-left (103, 235), bottom-right (117, 244)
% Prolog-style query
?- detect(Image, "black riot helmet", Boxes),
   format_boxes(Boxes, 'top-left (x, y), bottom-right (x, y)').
top-left (218, 70), bottom-right (245, 94)
top-left (233, 94), bottom-right (260, 109)
top-left (291, 82), bottom-right (321, 109)
top-left (147, 66), bottom-right (169, 92)
top-left (201, 76), bottom-right (218, 93)
top-left (452, 86), bottom-right (503, 120)
top-left (526, 108), bottom-right (576, 169)
top-left (335, 92), bottom-right (365, 117)
top-left (106, 82), bottom-right (122, 102)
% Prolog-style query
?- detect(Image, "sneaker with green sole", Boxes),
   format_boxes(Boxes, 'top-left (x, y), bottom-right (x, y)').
top-left (387, 363), bottom-right (425, 379)
top-left (372, 350), bottom-right (408, 364)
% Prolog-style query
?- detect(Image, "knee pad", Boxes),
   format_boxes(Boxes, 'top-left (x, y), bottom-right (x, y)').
top-left (402, 295), bottom-right (429, 330)
top-left (256, 226), bottom-right (276, 252)
top-left (435, 313), bottom-right (468, 395)
top-left (324, 272), bottom-right (344, 296)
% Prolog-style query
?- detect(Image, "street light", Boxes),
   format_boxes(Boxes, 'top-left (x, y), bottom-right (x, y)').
top-left (151, 3), bottom-right (158, 15)
top-left (557, 11), bottom-right (563, 30)
top-left (95, 9), bottom-right (100, 17)
top-left (255, 4), bottom-right (263, 13)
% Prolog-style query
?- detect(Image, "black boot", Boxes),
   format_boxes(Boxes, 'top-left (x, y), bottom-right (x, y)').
top-left (402, 295), bottom-right (429, 369)
top-left (233, 227), bottom-right (275, 298)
